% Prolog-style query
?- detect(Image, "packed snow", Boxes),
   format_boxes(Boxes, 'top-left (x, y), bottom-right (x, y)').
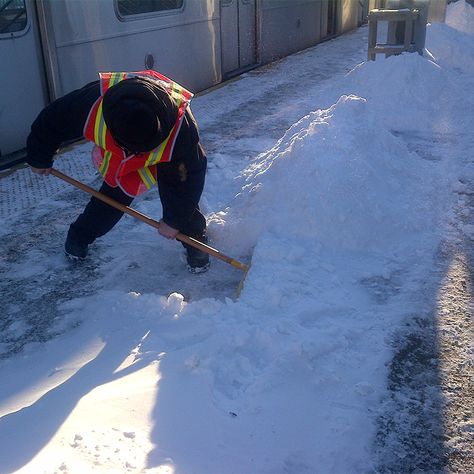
top-left (1, 2), bottom-right (473, 473)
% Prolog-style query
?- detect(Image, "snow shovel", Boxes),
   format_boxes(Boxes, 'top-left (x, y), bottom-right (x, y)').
top-left (50, 169), bottom-right (250, 290)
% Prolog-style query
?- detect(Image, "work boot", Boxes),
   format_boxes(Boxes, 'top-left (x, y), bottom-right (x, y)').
top-left (186, 236), bottom-right (210, 274)
top-left (65, 228), bottom-right (89, 260)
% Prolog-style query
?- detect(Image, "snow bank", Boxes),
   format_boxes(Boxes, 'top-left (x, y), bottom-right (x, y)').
top-left (345, 53), bottom-right (452, 130)
top-left (426, 23), bottom-right (474, 73)
top-left (220, 96), bottom-right (437, 255)
top-left (445, 0), bottom-right (474, 35)
top-left (426, 0), bottom-right (474, 73)
top-left (214, 54), bottom-right (453, 260)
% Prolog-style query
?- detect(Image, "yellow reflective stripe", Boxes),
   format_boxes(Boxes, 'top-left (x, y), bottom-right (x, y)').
top-left (137, 167), bottom-right (156, 189)
top-left (94, 102), bottom-right (101, 144)
top-left (171, 83), bottom-right (184, 107)
top-left (94, 101), bottom-right (107, 147)
top-left (99, 150), bottom-right (112, 176)
top-left (109, 72), bottom-right (121, 87)
top-left (145, 149), bottom-right (158, 166)
top-left (105, 72), bottom-right (128, 90)
top-left (145, 135), bottom-right (171, 167)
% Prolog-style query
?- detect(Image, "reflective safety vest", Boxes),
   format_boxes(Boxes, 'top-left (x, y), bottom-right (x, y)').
top-left (83, 70), bottom-right (193, 197)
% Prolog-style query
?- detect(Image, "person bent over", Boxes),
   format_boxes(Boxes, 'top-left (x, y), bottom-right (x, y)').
top-left (27, 70), bottom-right (209, 273)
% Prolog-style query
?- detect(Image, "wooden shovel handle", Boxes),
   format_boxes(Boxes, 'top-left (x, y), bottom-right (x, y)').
top-left (51, 168), bottom-right (249, 272)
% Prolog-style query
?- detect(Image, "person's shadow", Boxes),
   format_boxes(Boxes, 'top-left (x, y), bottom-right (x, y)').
top-left (0, 325), bottom-right (156, 473)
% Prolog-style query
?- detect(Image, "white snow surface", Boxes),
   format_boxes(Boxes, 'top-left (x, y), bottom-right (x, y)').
top-left (1, 3), bottom-right (473, 473)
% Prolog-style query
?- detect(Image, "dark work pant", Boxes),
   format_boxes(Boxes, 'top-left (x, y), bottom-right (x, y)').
top-left (68, 182), bottom-right (206, 246)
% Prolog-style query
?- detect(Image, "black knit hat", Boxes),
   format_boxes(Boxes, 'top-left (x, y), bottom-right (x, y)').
top-left (102, 77), bottom-right (177, 153)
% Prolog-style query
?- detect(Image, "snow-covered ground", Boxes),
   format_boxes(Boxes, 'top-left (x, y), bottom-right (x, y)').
top-left (1, 2), bottom-right (473, 473)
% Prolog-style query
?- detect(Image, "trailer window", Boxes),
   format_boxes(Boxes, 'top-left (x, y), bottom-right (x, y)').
top-left (0, 0), bottom-right (27, 34)
top-left (117, 0), bottom-right (183, 16)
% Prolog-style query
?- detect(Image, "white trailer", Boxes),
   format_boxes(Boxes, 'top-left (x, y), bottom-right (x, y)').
top-left (0, 0), bottom-right (366, 167)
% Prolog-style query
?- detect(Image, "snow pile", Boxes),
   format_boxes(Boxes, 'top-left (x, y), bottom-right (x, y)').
top-left (221, 95), bottom-right (437, 255)
top-left (344, 53), bottom-right (453, 130)
top-left (426, 0), bottom-right (474, 73)
top-left (445, 0), bottom-right (474, 35)
top-left (215, 54), bottom-right (453, 260)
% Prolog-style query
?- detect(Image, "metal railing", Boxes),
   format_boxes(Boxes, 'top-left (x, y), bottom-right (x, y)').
top-left (367, 0), bottom-right (429, 61)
